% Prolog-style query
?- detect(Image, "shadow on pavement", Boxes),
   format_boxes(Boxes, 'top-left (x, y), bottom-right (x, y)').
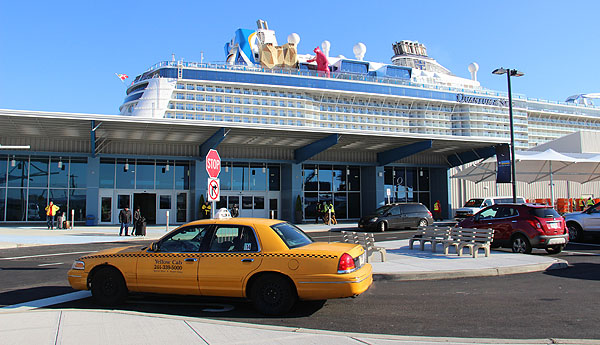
top-left (0, 286), bottom-right (75, 307)
top-left (544, 262), bottom-right (600, 281)
top-left (48, 293), bottom-right (326, 319)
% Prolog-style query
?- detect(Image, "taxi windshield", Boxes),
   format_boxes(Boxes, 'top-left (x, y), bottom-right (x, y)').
top-left (271, 222), bottom-right (314, 249)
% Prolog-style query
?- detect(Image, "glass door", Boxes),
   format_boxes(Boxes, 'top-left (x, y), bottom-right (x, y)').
top-left (177, 192), bottom-right (187, 223)
top-left (101, 197), bottom-right (112, 223)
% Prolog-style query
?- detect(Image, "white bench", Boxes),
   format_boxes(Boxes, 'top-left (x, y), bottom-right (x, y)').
top-left (409, 226), bottom-right (451, 252)
top-left (341, 231), bottom-right (387, 262)
top-left (442, 227), bottom-right (494, 258)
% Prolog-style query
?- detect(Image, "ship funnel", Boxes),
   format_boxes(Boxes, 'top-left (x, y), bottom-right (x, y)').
top-left (468, 62), bottom-right (479, 81)
top-left (321, 40), bottom-right (330, 57)
top-left (353, 42), bottom-right (366, 60)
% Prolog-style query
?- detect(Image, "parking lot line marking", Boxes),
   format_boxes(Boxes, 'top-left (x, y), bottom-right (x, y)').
top-left (0, 291), bottom-right (91, 312)
top-left (38, 262), bottom-right (64, 267)
top-left (0, 251), bottom-right (94, 261)
top-left (563, 251), bottom-right (600, 256)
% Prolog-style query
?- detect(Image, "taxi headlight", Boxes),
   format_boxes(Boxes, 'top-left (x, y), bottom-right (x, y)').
top-left (71, 260), bottom-right (85, 270)
top-left (368, 217), bottom-right (378, 222)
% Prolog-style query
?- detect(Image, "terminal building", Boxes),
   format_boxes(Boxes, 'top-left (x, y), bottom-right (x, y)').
top-left (1, 20), bottom-right (599, 225)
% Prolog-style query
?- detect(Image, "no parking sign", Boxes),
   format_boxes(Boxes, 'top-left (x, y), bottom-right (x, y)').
top-left (207, 178), bottom-right (220, 202)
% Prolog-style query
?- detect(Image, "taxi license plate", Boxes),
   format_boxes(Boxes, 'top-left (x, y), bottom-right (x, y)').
top-left (547, 238), bottom-right (566, 245)
top-left (358, 253), bottom-right (366, 267)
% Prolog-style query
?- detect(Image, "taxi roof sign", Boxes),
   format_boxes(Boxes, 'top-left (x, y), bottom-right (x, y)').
top-left (215, 208), bottom-right (232, 219)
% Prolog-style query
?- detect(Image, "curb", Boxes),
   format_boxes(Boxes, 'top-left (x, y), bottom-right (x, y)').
top-left (373, 258), bottom-right (568, 281)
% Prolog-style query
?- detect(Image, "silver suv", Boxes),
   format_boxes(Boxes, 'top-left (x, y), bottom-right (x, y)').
top-left (564, 202), bottom-right (600, 241)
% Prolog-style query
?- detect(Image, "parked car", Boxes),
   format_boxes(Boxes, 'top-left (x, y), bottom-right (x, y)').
top-left (358, 202), bottom-right (433, 232)
top-left (454, 196), bottom-right (526, 220)
top-left (564, 201), bottom-right (600, 241)
top-left (68, 217), bottom-right (372, 315)
top-left (457, 203), bottom-right (568, 254)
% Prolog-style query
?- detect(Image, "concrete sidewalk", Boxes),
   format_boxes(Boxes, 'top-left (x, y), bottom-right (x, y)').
top-left (0, 308), bottom-right (595, 345)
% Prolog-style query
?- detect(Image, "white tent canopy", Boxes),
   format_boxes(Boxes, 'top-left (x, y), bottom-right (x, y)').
top-left (451, 149), bottom-right (600, 204)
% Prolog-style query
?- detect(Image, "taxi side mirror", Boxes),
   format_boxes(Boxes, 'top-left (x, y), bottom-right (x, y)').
top-left (150, 242), bottom-right (159, 252)
top-left (473, 214), bottom-right (480, 222)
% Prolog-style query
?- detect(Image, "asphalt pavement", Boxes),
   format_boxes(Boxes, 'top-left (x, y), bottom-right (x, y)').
top-left (0, 222), bottom-right (581, 345)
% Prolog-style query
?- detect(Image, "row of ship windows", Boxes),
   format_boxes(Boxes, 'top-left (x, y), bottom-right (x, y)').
top-left (166, 102), bottom-right (532, 127)
top-left (529, 117), bottom-right (600, 127)
top-left (174, 84), bottom-right (461, 111)
top-left (167, 102), bottom-right (461, 119)
top-left (163, 112), bottom-right (461, 132)
top-left (172, 92), bottom-right (458, 113)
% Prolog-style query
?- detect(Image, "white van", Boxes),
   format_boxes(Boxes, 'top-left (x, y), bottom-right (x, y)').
top-left (454, 196), bottom-right (526, 220)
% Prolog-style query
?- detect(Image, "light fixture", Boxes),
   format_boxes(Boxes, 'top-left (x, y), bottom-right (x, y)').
top-left (165, 161), bottom-right (170, 172)
top-left (124, 159), bottom-right (129, 172)
top-left (225, 165), bottom-right (229, 173)
top-left (492, 67), bottom-right (524, 203)
top-left (58, 157), bottom-right (63, 169)
top-left (262, 164), bottom-right (266, 173)
top-left (11, 156), bottom-right (16, 167)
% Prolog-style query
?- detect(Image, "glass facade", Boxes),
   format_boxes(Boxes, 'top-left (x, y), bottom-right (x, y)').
top-left (0, 156), bottom-right (87, 222)
top-left (100, 158), bottom-right (190, 190)
top-left (302, 164), bottom-right (361, 220)
top-left (384, 166), bottom-right (431, 210)
top-left (220, 162), bottom-right (280, 191)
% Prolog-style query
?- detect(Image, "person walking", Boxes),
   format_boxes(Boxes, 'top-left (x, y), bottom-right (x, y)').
top-left (119, 207), bottom-right (132, 236)
top-left (202, 201), bottom-right (212, 219)
top-left (230, 204), bottom-right (239, 217)
top-left (45, 201), bottom-right (60, 229)
top-left (321, 201), bottom-right (330, 224)
top-left (587, 197), bottom-right (595, 209)
top-left (133, 207), bottom-right (144, 236)
top-left (327, 201), bottom-right (337, 225)
top-left (433, 200), bottom-right (442, 221)
top-left (315, 201), bottom-right (323, 224)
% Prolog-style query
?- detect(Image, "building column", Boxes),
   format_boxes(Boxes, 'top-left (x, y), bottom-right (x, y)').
top-left (430, 167), bottom-right (451, 220)
top-left (361, 166), bottom-right (385, 217)
top-left (86, 156), bottom-right (100, 225)
top-left (193, 159), bottom-right (209, 219)
top-left (281, 163), bottom-right (302, 223)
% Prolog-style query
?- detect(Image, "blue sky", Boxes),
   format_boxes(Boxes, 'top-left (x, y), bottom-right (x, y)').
top-left (1, 0), bottom-right (598, 114)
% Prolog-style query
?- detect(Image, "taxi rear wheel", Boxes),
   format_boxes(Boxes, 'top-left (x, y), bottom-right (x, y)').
top-left (91, 267), bottom-right (127, 306)
top-left (250, 274), bottom-right (297, 315)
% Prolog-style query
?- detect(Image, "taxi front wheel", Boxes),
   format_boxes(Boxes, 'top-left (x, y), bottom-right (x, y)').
top-left (91, 267), bottom-right (127, 306)
top-left (250, 274), bottom-right (297, 315)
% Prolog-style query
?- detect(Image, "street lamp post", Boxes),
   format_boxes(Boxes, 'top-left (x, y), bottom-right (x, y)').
top-left (492, 67), bottom-right (524, 203)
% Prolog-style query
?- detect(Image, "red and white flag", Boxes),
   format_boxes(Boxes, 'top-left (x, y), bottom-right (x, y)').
top-left (115, 73), bottom-right (129, 82)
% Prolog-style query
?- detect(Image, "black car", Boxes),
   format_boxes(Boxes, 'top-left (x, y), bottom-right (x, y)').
top-left (358, 203), bottom-right (434, 232)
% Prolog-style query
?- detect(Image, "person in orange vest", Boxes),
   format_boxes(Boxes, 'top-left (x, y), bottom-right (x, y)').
top-left (45, 200), bottom-right (60, 230)
top-left (433, 200), bottom-right (442, 221)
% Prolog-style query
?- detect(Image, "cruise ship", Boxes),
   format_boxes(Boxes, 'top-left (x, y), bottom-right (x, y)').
top-left (1, 19), bottom-right (599, 225)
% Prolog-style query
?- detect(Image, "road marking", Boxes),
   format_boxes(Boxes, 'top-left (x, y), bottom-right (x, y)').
top-left (38, 262), bottom-right (64, 267)
top-left (562, 251), bottom-right (600, 256)
top-left (0, 251), bottom-right (94, 261)
top-left (0, 291), bottom-right (91, 312)
top-left (569, 242), bottom-right (600, 247)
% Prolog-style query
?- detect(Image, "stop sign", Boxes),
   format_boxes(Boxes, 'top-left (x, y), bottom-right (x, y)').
top-left (205, 149), bottom-right (221, 178)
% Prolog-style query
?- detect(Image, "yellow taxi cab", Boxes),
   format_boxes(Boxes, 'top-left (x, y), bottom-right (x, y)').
top-left (68, 217), bottom-right (373, 315)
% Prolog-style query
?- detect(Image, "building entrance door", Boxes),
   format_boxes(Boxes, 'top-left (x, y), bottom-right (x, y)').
top-left (134, 193), bottom-right (156, 225)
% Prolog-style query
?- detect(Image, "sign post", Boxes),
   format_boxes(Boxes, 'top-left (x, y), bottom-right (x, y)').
top-left (206, 149), bottom-right (221, 218)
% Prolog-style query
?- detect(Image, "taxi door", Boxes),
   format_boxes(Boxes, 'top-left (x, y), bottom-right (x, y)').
top-left (198, 224), bottom-right (262, 297)
top-left (136, 225), bottom-right (210, 295)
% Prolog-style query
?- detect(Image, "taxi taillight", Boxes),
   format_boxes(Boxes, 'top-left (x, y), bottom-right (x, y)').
top-left (337, 253), bottom-right (356, 274)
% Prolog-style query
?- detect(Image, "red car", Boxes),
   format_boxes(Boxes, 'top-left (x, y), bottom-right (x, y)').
top-left (457, 203), bottom-right (568, 254)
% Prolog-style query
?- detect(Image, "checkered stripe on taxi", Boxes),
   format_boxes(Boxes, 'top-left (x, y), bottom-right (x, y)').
top-left (80, 252), bottom-right (338, 260)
